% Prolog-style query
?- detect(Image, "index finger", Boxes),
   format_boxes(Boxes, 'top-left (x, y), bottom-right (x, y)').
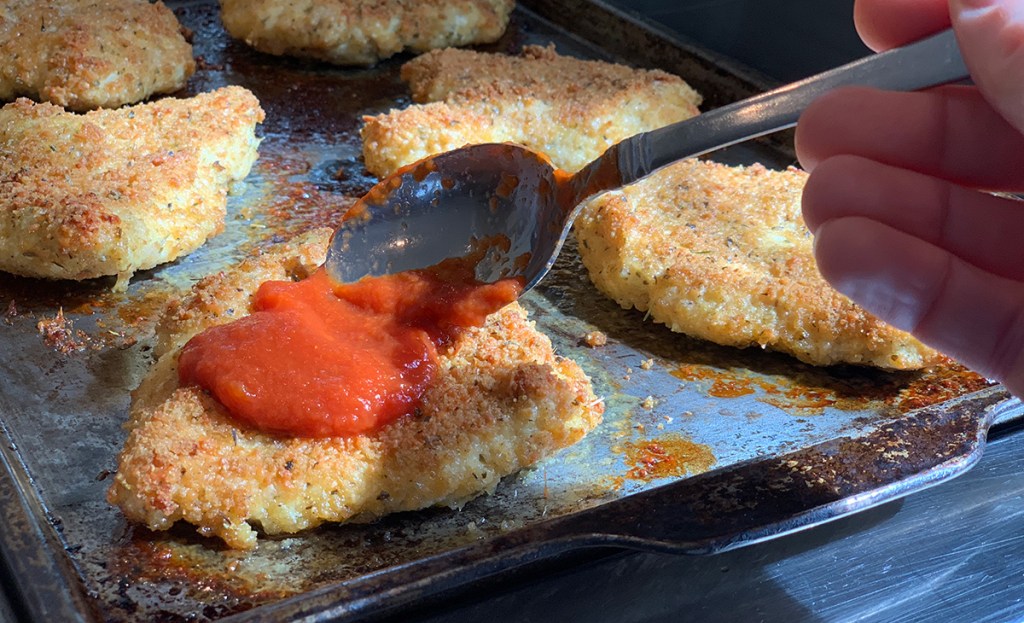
top-left (854, 0), bottom-right (951, 50)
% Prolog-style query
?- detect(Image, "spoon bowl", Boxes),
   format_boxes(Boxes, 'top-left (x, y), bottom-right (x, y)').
top-left (326, 145), bottom-right (579, 289)
top-left (326, 28), bottom-right (968, 290)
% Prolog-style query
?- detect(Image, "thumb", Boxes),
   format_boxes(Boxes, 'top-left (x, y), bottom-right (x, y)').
top-left (950, 0), bottom-right (1024, 132)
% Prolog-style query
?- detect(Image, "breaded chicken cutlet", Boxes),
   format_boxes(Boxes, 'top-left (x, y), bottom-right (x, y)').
top-left (107, 228), bottom-right (604, 549)
top-left (574, 159), bottom-right (942, 369)
top-left (361, 45), bottom-right (702, 177)
top-left (219, 0), bottom-right (515, 66)
top-left (0, 0), bottom-right (194, 111)
top-left (0, 86), bottom-right (264, 288)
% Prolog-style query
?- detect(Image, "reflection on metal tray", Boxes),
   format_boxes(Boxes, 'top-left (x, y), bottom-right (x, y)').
top-left (0, 1), bottom-right (1020, 621)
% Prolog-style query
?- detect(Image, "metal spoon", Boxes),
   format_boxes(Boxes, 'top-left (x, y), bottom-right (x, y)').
top-left (326, 28), bottom-right (968, 290)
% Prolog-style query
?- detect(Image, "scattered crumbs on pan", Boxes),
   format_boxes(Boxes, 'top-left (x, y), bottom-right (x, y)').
top-left (104, 329), bottom-right (138, 350)
top-left (36, 308), bottom-right (91, 354)
top-left (639, 358), bottom-right (654, 370)
top-left (640, 395), bottom-right (656, 410)
top-left (499, 518), bottom-right (524, 532)
top-left (194, 54), bottom-right (225, 71)
top-left (465, 521), bottom-right (484, 539)
top-left (582, 330), bottom-right (607, 347)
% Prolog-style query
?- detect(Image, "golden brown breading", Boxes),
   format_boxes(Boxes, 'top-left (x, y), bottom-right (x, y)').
top-left (0, 0), bottom-right (194, 111)
top-left (574, 159), bottom-right (942, 369)
top-left (361, 45), bottom-right (702, 176)
top-left (108, 228), bottom-right (603, 549)
top-left (219, 0), bottom-right (515, 66)
top-left (0, 86), bottom-right (264, 288)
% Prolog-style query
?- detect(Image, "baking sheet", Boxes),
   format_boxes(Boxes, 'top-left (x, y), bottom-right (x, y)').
top-left (1, 1), bottom-right (1020, 621)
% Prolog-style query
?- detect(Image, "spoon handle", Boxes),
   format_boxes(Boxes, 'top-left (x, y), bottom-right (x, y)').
top-left (613, 28), bottom-right (969, 186)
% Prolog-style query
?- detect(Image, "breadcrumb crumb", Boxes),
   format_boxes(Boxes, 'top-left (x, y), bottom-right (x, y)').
top-left (583, 330), bottom-right (608, 348)
top-left (36, 308), bottom-right (89, 354)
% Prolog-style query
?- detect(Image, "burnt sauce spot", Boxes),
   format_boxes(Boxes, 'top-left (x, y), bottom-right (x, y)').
top-left (618, 433), bottom-right (716, 481)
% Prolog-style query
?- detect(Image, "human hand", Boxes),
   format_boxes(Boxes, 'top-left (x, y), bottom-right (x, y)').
top-left (795, 0), bottom-right (1024, 397)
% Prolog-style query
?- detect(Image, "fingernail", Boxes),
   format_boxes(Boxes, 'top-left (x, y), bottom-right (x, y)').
top-left (950, 0), bottom-right (1001, 20)
top-left (952, 0), bottom-right (995, 9)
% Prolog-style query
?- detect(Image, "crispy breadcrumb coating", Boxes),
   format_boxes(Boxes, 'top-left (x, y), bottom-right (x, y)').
top-left (108, 229), bottom-right (603, 549)
top-left (0, 0), bottom-right (195, 111)
top-left (0, 86), bottom-right (264, 288)
top-left (361, 45), bottom-right (702, 176)
top-left (574, 159), bottom-right (942, 369)
top-left (219, 0), bottom-right (515, 66)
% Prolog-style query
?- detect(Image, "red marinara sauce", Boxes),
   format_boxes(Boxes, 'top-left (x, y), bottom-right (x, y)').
top-left (177, 262), bottom-right (523, 437)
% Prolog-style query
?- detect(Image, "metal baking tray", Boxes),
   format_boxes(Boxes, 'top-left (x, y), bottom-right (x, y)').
top-left (1, 1), bottom-right (1021, 621)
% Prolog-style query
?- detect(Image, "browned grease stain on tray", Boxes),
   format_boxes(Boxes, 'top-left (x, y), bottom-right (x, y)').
top-left (891, 361), bottom-right (993, 411)
top-left (257, 174), bottom-right (357, 240)
top-left (617, 433), bottom-right (717, 481)
top-left (109, 531), bottom-right (292, 619)
top-left (671, 359), bottom-right (992, 416)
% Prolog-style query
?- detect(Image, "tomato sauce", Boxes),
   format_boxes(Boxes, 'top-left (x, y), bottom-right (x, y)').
top-left (177, 263), bottom-right (522, 437)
